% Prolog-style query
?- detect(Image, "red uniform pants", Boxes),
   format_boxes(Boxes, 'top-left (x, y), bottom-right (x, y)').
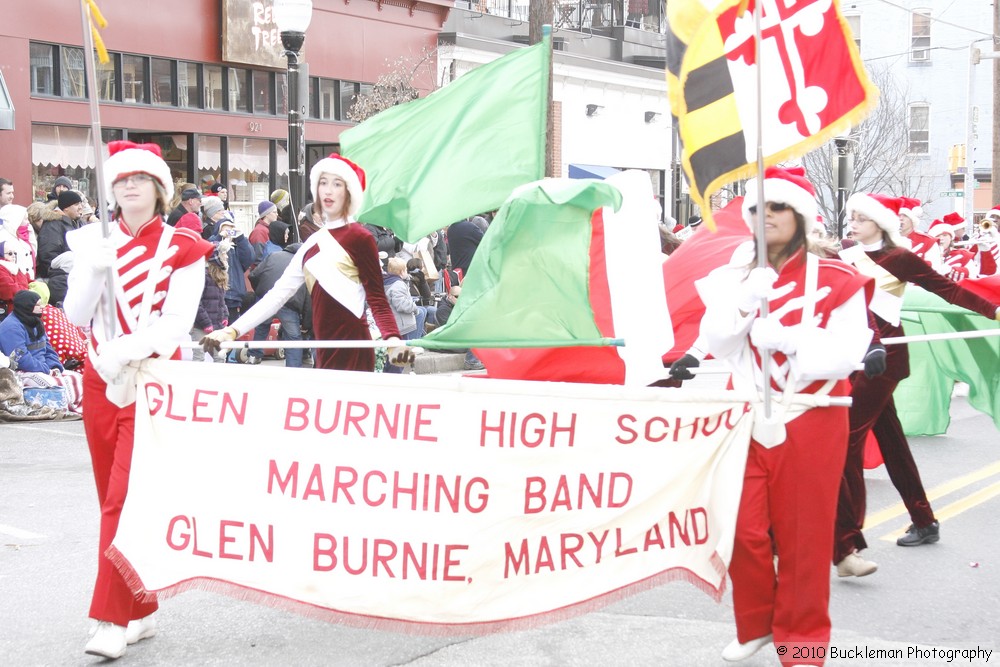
top-left (730, 406), bottom-right (848, 667)
top-left (82, 367), bottom-right (159, 626)
top-left (834, 373), bottom-right (935, 563)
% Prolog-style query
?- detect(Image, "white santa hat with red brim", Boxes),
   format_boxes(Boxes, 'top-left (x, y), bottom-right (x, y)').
top-left (742, 166), bottom-right (819, 234)
top-left (898, 196), bottom-right (923, 224)
top-left (104, 140), bottom-right (174, 210)
top-left (927, 212), bottom-right (965, 238)
top-left (310, 154), bottom-right (366, 218)
top-left (845, 192), bottom-right (909, 247)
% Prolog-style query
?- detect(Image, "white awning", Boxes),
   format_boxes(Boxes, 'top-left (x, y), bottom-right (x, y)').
top-left (32, 125), bottom-right (100, 169)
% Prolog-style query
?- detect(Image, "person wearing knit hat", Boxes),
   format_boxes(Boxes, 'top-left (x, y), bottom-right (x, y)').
top-left (896, 196), bottom-right (943, 271)
top-left (269, 188), bottom-right (298, 244)
top-left (47, 175), bottom-right (74, 202)
top-left (248, 200), bottom-right (279, 263)
top-left (61, 140), bottom-right (214, 660)
top-left (835, 194), bottom-right (1000, 582)
top-left (200, 195), bottom-right (226, 223)
top-left (208, 182), bottom-right (230, 209)
top-left (689, 165), bottom-right (876, 663)
top-left (202, 153), bottom-right (413, 372)
top-left (36, 190), bottom-right (86, 279)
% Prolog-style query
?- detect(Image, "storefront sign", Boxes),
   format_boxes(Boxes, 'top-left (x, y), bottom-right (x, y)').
top-left (222, 0), bottom-right (288, 69)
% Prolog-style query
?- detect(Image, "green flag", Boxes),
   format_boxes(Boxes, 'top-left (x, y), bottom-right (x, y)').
top-left (417, 179), bottom-right (623, 350)
top-left (339, 36), bottom-right (549, 243)
top-left (896, 286), bottom-right (1000, 436)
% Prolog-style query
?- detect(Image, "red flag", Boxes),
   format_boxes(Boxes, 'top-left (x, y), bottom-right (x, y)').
top-left (661, 198), bottom-right (751, 363)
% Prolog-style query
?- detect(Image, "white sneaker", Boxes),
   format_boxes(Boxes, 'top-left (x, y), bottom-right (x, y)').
top-left (125, 614), bottom-right (157, 645)
top-left (722, 634), bottom-right (773, 661)
top-left (836, 550), bottom-right (878, 577)
top-left (84, 621), bottom-right (127, 659)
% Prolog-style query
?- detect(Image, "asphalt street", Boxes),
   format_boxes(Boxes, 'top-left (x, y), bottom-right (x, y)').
top-left (2, 383), bottom-right (998, 666)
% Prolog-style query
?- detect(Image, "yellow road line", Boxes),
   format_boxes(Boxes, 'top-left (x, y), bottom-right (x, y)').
top-left (879, 480), bottom-right (1000, 542)
top-left (863, 460), bottom-right (1000, 531)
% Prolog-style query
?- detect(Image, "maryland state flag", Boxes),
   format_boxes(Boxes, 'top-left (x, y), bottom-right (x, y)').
top-left (666, 0), bottom-right (877, 227)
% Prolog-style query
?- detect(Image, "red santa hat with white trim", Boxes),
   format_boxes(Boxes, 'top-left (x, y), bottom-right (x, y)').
top-left (927, 212), bottom-right (965, 238)
top-left (983, 205), bottom-right (1000, 222)
top-left (845, 192), bottom-right (907, 247)
top-left (310, 154), bottom-right (366, 218)
top-left (898, 196), bottom-right (923, 224)
top-left (741, 166), bottom-right (819, 234)
top-left (104, 140), bottom-right (174, 210)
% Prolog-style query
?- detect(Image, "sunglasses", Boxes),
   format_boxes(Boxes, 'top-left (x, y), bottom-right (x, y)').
top-left (747, 202), bottom-right (792, 215)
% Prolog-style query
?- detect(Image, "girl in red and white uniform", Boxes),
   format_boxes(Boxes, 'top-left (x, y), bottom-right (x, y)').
top-left (696, 168), bottom-right (874, 666)
top-left (973, 206), bottom-right (1000, 276)
top-left (834, 194), bottom-right (1000, 576)
top-left (203, 154), bottom-right (412, 371)
top-left (63, 142), bottom-right (213, 659)
top-left (897, 197), bottom-right (943, 271)
top-left (928, 213), bottom-right (978, 281)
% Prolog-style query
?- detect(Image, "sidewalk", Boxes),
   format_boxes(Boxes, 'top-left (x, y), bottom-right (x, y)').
top-left (258, 347), bottom-right (476, 375)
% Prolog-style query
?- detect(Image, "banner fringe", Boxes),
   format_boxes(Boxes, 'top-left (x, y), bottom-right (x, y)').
top-left (107, 552), bottom-right (729, 636)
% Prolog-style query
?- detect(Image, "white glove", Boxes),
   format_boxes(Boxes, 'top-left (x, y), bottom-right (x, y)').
top-left (737, 267), bottom-right (778, 314)
top-left (750, 316), bottom-right (799, 355)
top-left (91, 237), bottom-right (118, 272)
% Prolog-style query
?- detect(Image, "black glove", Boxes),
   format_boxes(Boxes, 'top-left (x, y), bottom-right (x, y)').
top-left (668, 354), bottom-right (700, 381)
top-left (863, 343), bottom-right (887, 378)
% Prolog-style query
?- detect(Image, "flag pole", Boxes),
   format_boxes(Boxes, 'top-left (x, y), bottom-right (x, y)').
top-left (179, 338), bottom-right (626, 350)
top-left (78, 0), bottom-right (117, 340)
top-left (882, 328), bottom-right (1000, 345)
top-left (752, 0), bottom-right (773, 419)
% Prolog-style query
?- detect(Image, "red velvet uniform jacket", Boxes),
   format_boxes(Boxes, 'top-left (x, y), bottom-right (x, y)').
top-left (857, 246), bottom-right (997, 381)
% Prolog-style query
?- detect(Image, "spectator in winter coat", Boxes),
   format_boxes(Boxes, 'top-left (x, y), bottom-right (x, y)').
top-left (208, 182), bottom-right (230, 210)
top-left (1, 204), bottom-right (37, 271)
top-left (200, 196), bottom-right (228, 240)
top-left (28, 281), bottom-right (87, 370)
top-left (383, 257), bottom-right (425, 374)
top-left (249, 200), bottom-right (279, 265)
top-left (166, 188), bottom-right (202, 227)
top-left (208, 216), bottom-right (254, 323)
top-left (1, 236), bottom-right (30, 320)
top-left (190, 243), bottom-right (230, 362)
top-left (36, 190), bottom-right (85, 278)
top-left (0, 290), bottom-right (64, 373)
top-left (270, 189), bottom-right (297, 243)
top-left (447, 216), bottom-right (485, 277)
top-left (46, 175), bottom-right (73, 202)
top-left (249, 236), bottom-right (309, 368)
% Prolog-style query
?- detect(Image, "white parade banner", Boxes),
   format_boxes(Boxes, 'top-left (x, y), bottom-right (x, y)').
top-left (110, 360), bottom-right (753, 632)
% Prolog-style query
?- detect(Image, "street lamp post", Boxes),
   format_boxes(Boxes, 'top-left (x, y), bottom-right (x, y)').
top-left (833, 135), bottom-right (852, 240)
top-left (274, 0), bottom-right (314, 231)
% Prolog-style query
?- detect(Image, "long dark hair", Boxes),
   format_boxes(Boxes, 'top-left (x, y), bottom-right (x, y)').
top-left (750, 205), bottom-right (810, 267)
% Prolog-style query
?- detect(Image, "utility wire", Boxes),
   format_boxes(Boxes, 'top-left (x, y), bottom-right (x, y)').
top-left (871, 0), bottom-right (998, 39)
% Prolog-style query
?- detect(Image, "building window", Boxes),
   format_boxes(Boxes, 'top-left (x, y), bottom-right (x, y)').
top-left (908, 103), bottom-right (929, 154)
top-left (204, 65), bottom-right (224, 110)
top-left (229, 67), bottom-right (250, 113)
top-left (178, 62), bottom-right (200, 108)
top-left (844, 14), bottom-right (861, 51)
top-left (31, 124), bottom-right (122, 203)
top-left (122, 55), bottom-right (148, 104)
top-left (253, 70), bottom-right (272, 114)
top-left (61, 47), bottom-right (87, 99)
top-left (276, 72), bottom-right (287, 116)
top-left (96, 53), bottom-right (119, 102)
top-left (151, 58), bottom-right (175, 107)
top-left (318, 79), bottom-right (336, 120)
top-left (910, 10), bottom-right (931, 62)
top-left (29, 43), bottom-right (56, 95)
top-left (228, 137), bottom-right (272, 230)
top-left (339, 81), bottom-right (359, 121)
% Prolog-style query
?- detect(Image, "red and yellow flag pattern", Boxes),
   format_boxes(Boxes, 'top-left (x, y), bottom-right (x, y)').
top-left (666, 0), bottom-right (878, 228)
